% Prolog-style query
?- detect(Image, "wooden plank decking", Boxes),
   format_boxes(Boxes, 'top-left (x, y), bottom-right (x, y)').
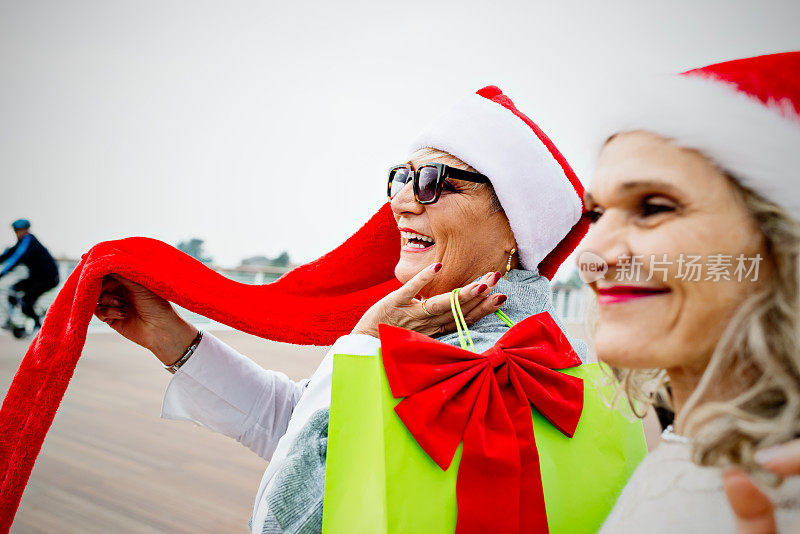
top-left (0, 329), bottom-right (327, 533)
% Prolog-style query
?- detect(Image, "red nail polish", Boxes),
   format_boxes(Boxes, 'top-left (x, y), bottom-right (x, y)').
top-left (493, 272), bottom-right (502, 283)
top-left (496, 295), bottom-right (507, 305)
top-left (433, 263), bottom-right (443, 273)
top-left (476, 284), bottom-right (488, 293)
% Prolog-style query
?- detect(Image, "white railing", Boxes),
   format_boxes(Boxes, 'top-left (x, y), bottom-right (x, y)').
top-left (1, 260), bottom-right (587, 333)
top-left (550, 284), bottom-right (587, 324)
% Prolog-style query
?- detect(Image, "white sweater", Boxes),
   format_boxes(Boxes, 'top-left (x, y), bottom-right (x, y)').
top-left (600, 438), bottom-right (800, 533)
top-left (159, 331), bottom-right (381, 534)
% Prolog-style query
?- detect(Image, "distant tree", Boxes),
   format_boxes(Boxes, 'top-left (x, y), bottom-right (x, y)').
top-left (240, 255), bottom-right (272, 267)
top-left (271, 251), bottom-right (290, 267)
top-left (239, 251), bottom-right (292, 268)
top-left (177, 238), bottom-right (213, 264)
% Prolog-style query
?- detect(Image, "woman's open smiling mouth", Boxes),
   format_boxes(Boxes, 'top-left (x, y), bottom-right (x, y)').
top-left (399, 228), bottom-right (436, 252)
top-left (596, 285), bottom-right (671, 305)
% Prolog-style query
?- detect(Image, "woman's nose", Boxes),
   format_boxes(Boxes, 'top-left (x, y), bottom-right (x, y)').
top-left (390, 181), bottom-right (424, 216)
top-left (578, 211), bottom-right (630, 269)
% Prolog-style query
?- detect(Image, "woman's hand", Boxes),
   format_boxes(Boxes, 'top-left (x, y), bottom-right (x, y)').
top-left (724, 439), bottom-right (800, 534)
top-left (94, 274), bottom-right (198, 365)
top-left (351, 263), bottom-right (506, 338)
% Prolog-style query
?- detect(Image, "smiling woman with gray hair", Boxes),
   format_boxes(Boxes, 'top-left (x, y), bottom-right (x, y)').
top-left (94, 86), bottom-right (591, 533)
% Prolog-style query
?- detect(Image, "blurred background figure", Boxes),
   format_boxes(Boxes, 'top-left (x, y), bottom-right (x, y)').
top-left (0, 219), bottom-right (59, 337)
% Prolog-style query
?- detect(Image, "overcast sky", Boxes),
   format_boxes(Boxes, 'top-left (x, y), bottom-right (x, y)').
top-left (1, 0), bottom-right (798, 278)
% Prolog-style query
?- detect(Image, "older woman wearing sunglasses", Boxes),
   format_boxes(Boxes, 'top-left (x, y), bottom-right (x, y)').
top-left (93, 86), bottom-right (589, 533)
top-left (580, 52), bottom-right (800, 532)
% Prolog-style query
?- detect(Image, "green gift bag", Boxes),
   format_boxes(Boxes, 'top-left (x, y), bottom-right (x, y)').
top-left (322, 350), bottom-right (647, 533)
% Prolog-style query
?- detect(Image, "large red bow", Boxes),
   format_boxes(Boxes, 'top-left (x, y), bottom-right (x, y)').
top-left (379, 312), bottom-right (584, 534)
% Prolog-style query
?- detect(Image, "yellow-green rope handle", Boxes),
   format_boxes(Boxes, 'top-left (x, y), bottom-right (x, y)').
top-left (494, 309), bottom-right (514, 328)
top-left (450, 288), bottom-right (474, 351)
top-left (449, 288), bottom-right (516, 352)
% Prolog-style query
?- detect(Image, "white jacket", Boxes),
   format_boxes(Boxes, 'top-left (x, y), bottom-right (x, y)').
top-left (160, 331), bottom-right (381, 534)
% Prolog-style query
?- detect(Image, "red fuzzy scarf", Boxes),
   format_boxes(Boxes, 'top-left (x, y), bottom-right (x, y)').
top-left (0, 205), bottom-right (401, 531)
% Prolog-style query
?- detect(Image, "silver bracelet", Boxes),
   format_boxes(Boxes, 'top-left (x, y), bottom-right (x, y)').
top-left (163, 330), bottom-right (204, 374)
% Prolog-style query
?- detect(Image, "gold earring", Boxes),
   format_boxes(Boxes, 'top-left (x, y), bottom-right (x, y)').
top-left (504, 248), bottom-right (516, 279)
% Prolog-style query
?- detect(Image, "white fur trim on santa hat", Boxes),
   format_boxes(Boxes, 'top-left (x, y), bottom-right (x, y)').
top-left (409, 93), bottom-right (583, 270)
top-left (590, 73), bottom-right (800, 216)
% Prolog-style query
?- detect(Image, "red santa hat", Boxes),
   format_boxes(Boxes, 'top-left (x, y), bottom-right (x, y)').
top-left (592, 51), bottom-right (800, 215)
top-left (410, 86), bottom-right (588, 277)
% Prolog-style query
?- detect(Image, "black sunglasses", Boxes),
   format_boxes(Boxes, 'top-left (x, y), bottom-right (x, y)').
top-left (387, 162), bottom-right (490, 205)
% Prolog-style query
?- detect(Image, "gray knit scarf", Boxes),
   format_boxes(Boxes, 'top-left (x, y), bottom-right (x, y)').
top-left (257, 269), bottom-right (586, 533)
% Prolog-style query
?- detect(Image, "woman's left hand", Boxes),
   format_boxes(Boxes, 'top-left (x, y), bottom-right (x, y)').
top-left (724, 439), bottom-right (800, 533)
top-left (350, 262), bottom-right (506, 338)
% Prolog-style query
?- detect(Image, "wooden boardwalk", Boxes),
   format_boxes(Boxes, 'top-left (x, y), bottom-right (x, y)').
top-left (0, 329), bottom-right (328, 533)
